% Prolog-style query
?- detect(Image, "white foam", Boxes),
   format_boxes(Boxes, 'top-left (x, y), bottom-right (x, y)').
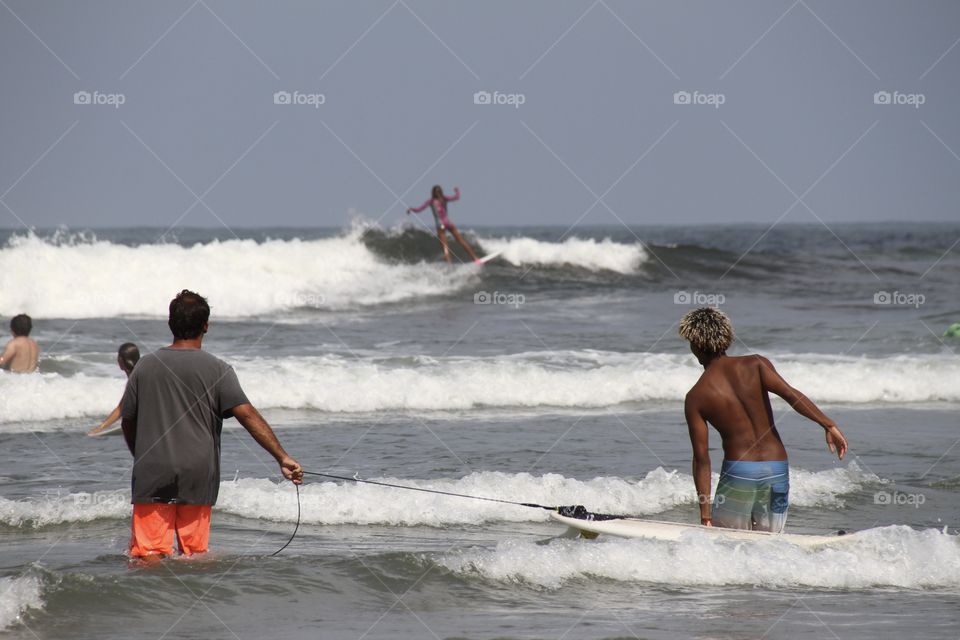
top-left (439, 525), bottom-right (960, 589)
top-left (180, 351), bottom-right (960, 410)
top-left (479, 236), bottom-right (647, 273)
top-left (232, 351), bottom-right (960, 408)
top-left (789, 464), bottom-right (884, 508)
top-left (7, 351), bottom-right (960, 429)
top-left (215, 464), bottom-right (877, 526)
top-left (1, 466), bottom-right (877, 529)
top-left (0, 489), bottom-right (128, 527)
top-left (0, 575), bottom-right (43, 630)
top-left (772, 353), bottom-right (960, 404)
top-left (224, 351), bottom-right (960, 411)
top-left (0, 229), bottom-right (475, 318)
top-left (230, 351), bottom-right (698, 414)
top-left (0, 372), bottom-right (121, 426)
top-left (217, 470), bottom-right (691, 526)
top-left (5, 351), bottom-right (958, 426)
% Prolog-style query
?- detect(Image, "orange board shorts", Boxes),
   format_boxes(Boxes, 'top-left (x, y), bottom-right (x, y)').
top-left (129, 503), bottom-right (212, 558)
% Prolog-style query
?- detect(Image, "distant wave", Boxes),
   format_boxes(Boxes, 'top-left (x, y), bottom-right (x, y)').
top-left (0, 228), bottom-right (476, 318)
top-left (0, 228), bottom-right (651, 319)
top-left (3, 351), bottom-right (957, 427)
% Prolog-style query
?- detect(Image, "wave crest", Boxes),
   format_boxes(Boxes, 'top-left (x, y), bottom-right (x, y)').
top-left (479, 236), bottom-right (647, 273)
top-left (0, 465), bottom-right (879, 528)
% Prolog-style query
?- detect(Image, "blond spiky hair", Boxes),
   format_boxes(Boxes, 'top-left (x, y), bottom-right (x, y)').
top-left (679, 307), bottom-right (733, 354)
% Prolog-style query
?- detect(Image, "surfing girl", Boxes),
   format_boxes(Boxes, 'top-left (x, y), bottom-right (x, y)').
top-left (407, 185), bottom-right (481, 263)
top-left (88, 342), bottom-right (140, 436)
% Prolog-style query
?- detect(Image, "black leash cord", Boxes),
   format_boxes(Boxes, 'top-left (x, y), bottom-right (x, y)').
top-left (271, 471), bottom-right (558, 556)
top-left (301, 470), bottom-right (557, 511)
top-left (270, 482), bottom-right (300, 557)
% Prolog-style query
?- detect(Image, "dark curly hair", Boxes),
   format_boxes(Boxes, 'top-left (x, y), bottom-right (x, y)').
top-left (10, 314), bottom-right (32, 337)
top-left (168, 290), bottom-right (210, 340)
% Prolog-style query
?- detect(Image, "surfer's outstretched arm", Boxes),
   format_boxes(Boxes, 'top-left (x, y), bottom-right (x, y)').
top-left (89, 402), bottom-right (122, 436)
top-left (757, 356), bottom-right (848, 459)
top-left (406, 200), bottom-right (431, 214)
top-left (446, 187), bottom-right (460, 202)
top-left (684, 396), bottom-right (713, 525)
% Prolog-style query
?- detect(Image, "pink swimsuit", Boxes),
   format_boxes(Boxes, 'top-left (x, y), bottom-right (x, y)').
top-left (409, 188), bottom-right (460, 229)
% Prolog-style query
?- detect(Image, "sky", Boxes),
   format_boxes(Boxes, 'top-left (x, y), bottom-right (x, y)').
top-left (1, 0), bottom-right (959, 230)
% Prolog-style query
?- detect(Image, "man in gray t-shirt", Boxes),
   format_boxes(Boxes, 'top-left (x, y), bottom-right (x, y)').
top-left (121, 290), bottom-right (302, 561)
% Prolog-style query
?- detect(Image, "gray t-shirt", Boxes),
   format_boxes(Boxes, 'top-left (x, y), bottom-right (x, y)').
top-left (121, 347), bottom-right (249, 505)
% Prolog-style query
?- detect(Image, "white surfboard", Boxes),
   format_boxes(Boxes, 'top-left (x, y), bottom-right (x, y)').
top-left (550, 511), bottom-right (855, 548)
top-left (88, 423), bottom-right (123, 437)
top-left (474, 249), bottom-right (504, 265)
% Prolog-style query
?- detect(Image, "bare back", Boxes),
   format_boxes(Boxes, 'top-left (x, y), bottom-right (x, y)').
top-left (686, 354), bottom-right (787, 461)
top-left (1, 337), bottom-right (40, 373)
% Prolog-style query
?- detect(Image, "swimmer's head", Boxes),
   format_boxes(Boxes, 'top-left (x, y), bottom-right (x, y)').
top-left (168, 290), bottom-right (210, 340)
top-left (10, 314), bottom-right (32, 337)
top-left (431, 185), bottom-right (443, 200)
top-left (679, 307), bottom-right (733, 362)
top-left (117, 342), bottom-right (140, 375)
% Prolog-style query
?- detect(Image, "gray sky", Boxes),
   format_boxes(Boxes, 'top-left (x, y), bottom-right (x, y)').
top-left (1, 0), bottom-right (958, 229)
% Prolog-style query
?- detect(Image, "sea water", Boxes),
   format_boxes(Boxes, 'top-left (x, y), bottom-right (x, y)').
top-left (1, 222), bottom-right (958, 639)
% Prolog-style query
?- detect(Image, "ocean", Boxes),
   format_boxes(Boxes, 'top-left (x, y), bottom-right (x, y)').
top-left (1, 222), bottom-right (958, 639)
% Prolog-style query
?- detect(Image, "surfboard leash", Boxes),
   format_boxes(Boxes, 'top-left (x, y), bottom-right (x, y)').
top-left (270, 470), bottom-right (621, 555)
top-left (270, 482), bottom-right (300, 557)
top-left (270, 470), bottom-right (556, 556)
top-left (301, 470), bottom-right (558, 511)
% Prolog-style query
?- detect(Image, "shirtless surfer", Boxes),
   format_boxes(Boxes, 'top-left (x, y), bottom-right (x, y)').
top-left (407, 185), bottom-right (480, 264)
top-left (679, 307), bottom-right (848, 532)
top-left (0, 314), bottom-right (39, 373)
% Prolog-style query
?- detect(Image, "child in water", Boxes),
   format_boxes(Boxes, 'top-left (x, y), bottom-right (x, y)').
top-left (0, 314), bottom-right (40, 372)
top-left (88, 343), bottom-right (140, 436)
top-left (407, 185), bottom-right (481, 263)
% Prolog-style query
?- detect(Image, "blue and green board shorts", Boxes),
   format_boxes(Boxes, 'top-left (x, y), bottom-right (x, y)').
top-left (712, 459), bottom-right (789, 533)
